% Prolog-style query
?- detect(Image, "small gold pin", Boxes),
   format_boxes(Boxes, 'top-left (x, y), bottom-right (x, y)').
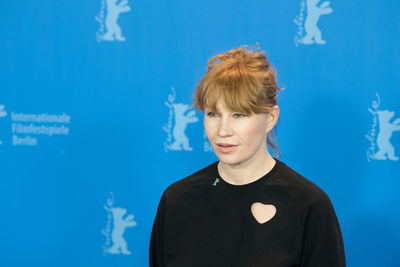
top-left (213, 178), bottom-right (220, 186)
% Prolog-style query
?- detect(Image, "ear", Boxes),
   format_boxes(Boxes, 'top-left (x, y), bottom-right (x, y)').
top-left (266, 105), bottom-right (279, 133)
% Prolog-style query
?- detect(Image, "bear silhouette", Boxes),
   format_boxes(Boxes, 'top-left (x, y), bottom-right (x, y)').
top-left (374, 110), bottom-right (400, 160)
top-left (301, 0), bottom-right (333, 45)
top-left (106, 207), bottom-right (136, 255)
top-left (0, 105), bottom-right (6, 117)
top-left (101, 0), bottom-right (131, 41)
top-left (169, 103), bottom-right (198, 151)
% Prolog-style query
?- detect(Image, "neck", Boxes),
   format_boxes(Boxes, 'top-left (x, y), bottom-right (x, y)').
top-left (217, 150), bottom-right (276, 186)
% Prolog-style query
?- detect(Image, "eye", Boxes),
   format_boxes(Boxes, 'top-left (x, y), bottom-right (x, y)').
top-left (206, 112), bottom-right (217, 117)
top-left (233, 113), bottom-right (246, 118)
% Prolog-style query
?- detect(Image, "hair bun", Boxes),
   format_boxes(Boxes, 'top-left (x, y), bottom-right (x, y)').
top-left (207, 45), bottom-right (260, 69)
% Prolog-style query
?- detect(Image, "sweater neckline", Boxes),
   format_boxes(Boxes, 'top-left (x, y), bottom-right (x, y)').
top-left (210, 158), bottom-right (281, 194)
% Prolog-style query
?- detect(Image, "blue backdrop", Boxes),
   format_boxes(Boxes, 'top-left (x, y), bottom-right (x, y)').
top-left (1, 0), bottom-right (399, 266)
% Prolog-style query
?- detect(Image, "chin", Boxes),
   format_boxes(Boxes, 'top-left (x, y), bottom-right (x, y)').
top-left (216, 154), bottom-right (243, 166)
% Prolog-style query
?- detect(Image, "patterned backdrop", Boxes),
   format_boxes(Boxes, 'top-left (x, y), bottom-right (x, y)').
top-left (0, 0), bottom-right (399, 266)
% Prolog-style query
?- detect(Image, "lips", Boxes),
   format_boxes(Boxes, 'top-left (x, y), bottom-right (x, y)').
top-left (216, 143), bottom-right (238, 153)
top-left (216, 143), bottom-right (237, 147)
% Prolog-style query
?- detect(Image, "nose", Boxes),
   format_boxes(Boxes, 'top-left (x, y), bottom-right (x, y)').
top-left (217, 116), bottom-right (233, 137)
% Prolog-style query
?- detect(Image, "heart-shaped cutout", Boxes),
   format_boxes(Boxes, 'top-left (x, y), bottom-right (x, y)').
top-left (251, 202), bottom-right (276, 224)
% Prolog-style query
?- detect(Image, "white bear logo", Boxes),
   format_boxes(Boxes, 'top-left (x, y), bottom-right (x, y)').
top-left (295, 0), bottom-right (333, 46)
top-left (372, 109), bottom-right (400, 161)
top-left (163, 87), bottom-right (199, 152)
top-left (168, 103), bottom-right (198, 151)
top-left (0, 105), bottom-right (7, 118)
top-left (100, 0), bottom-right (131, 42)
top-left (366, 93), bottom-right (400, 161)
top-left (302, 0), bottom-right (333, 44)
top-left (105, 207), bottom-right (137, 254)
top-left (102, 192), bottom-right (137, 255)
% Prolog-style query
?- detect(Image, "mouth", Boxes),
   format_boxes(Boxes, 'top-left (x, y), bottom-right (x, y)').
top-left (217, 143), bottom-right (237, 147)
top-left (216, 143), bottom-right (238, 153)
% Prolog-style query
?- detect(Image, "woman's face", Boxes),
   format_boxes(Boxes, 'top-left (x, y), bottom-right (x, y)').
top-left (204, 99), bottom-right (278, 167)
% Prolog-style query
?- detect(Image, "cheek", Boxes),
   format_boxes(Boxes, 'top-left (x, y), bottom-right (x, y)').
top-left (203, 118), bottom-right (215, 139)
top-left (238, 121), bottom-right (267, 144)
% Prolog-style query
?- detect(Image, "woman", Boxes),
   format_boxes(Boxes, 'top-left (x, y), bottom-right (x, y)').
top-left (150, 46), bottom-right (346, 266)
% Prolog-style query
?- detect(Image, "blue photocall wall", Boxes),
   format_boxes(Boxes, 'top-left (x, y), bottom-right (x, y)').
top-left (0, 0), bottom-right (399, 266)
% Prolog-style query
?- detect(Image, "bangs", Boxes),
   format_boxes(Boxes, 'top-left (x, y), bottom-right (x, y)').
top-left (195, 65), bottom-right (268, 115)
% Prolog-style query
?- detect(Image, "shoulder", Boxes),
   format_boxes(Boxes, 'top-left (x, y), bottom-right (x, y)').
top-left (161, 161), bottom-right (218, 203)
top-left (273, 159), bottom-right (335, 220)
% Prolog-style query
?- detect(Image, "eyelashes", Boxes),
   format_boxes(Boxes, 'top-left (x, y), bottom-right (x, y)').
top-left (206, 112), bottom-right (246, 118)
top-left (206, 112), bottom-right (217, 117)
top-left (233, 114), bottom-right (246, 118)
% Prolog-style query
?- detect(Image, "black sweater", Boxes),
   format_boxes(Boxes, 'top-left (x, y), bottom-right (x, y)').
top-left (150, 158), bottom-right (346, 267)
